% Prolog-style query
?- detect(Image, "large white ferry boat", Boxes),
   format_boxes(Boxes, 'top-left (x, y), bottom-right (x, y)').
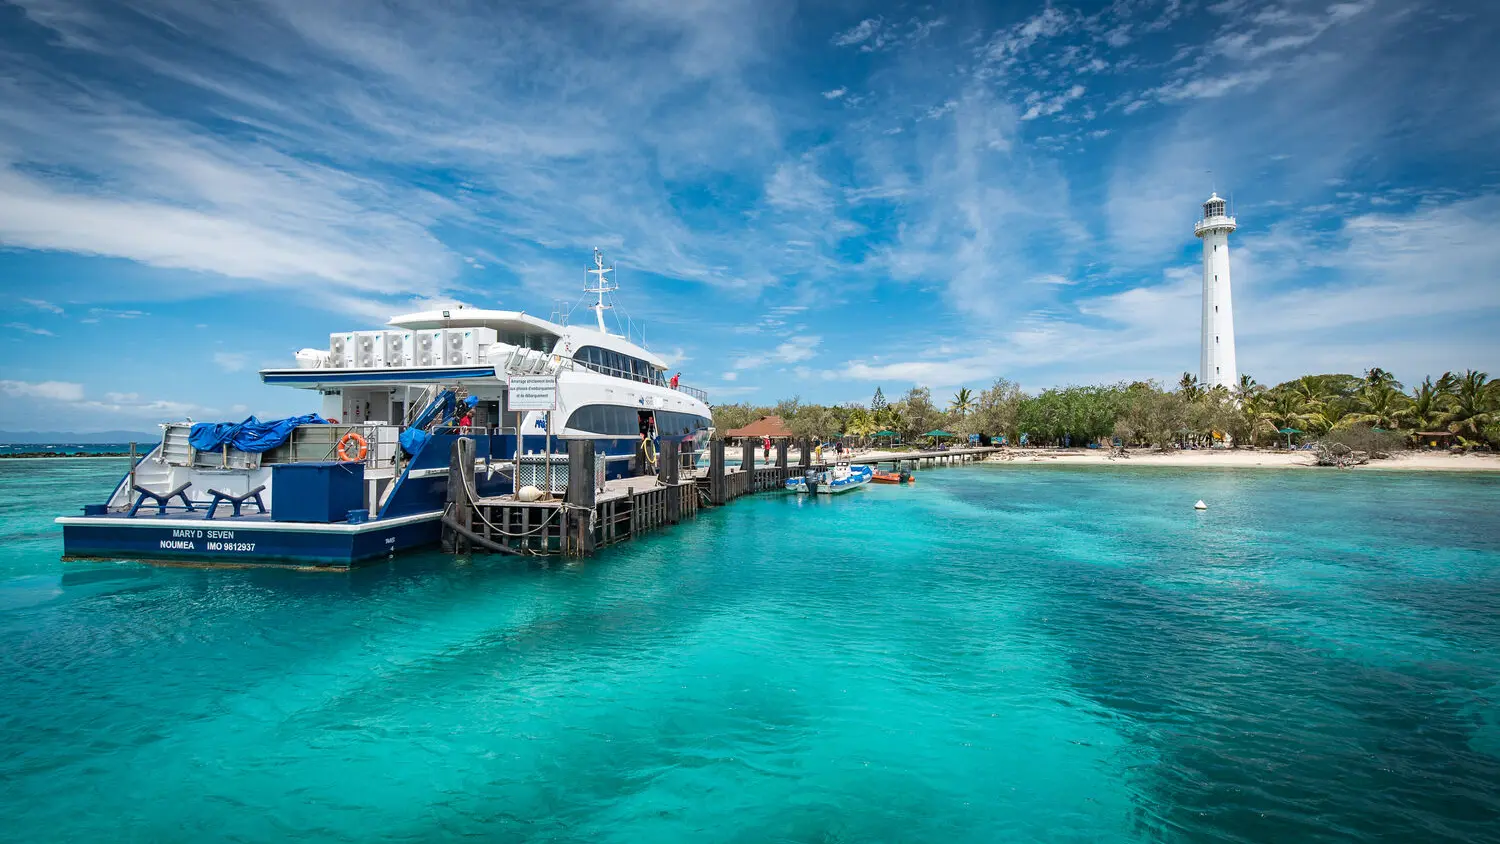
top-left (58, 250), bottom-right (712, 567)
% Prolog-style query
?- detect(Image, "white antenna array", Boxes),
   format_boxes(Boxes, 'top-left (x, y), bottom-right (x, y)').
top-left (585, 247), bottom-right (617, 335)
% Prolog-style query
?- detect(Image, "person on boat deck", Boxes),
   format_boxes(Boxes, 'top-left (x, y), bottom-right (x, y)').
top-left (458, 411), bottom-right (473, 431)
top-left (670, 372), bottom-right (680, 389)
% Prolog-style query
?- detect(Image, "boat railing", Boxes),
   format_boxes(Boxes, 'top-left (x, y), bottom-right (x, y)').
top-left (159, 422), bottom-right (402, 472)
top-left (498, 343), bottom-right (709, 404)
top-left (498, 346), bottom-right (577, 377)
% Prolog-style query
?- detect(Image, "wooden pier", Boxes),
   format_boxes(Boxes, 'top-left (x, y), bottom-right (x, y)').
top-left (443, 437), bottom-right (996, 557)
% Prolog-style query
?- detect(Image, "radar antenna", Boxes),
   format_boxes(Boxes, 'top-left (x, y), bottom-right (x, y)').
top-left (585, 247), bottom-right (617, 335)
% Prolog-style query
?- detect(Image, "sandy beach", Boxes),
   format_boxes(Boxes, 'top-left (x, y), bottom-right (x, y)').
top-left (727, 445), bottom-right (1500, 472)
top-left (979, 447), bottom-right (1500, 471)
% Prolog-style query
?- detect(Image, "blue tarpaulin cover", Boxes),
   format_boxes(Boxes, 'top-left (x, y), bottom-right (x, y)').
top-left (399, 390), bottom-right (457, 457)
top-left (189, 414), bottom-right (328, 454)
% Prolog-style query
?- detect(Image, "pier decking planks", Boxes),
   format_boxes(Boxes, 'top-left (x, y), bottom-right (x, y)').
top-left (452, 442), bottom-right (996, 557)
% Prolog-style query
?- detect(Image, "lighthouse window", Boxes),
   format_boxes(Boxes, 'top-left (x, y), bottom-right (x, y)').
top-left (1215, 306), bottom-right (1218, 313)
top-left (1216, 336), bottom-right (1220, 343)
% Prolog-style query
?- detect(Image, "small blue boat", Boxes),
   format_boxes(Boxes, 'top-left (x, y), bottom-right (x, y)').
top-left (786, 463), bottom-right (873, 495)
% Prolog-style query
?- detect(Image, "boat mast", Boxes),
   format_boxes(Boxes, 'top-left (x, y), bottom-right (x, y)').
top-left (585, 247), bottom-right (616, 335)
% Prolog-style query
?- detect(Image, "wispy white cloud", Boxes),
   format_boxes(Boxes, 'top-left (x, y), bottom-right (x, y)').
top-left (764, 159), bottom-right (834, 212)
top-left (21, 298), bottom-right (63, 314)
top-left (0, 379), bottom-right (210, 420)
top-left (732, 337), bottom-right (821, 370)
top-left (833, 18), bottom-right (882, 47)
top-left (1021, 84), bottom-right (1086, 120)
top-left (0, 379), bottom-right (83, 402)
top-left (3, 322), bottom-right (55, 336)
top-left (822, 87), bottom-right (847, 100)
top-left (212, 351), bottom-right (250, 372)
top-left (831, 15), bottom-right (945, 52)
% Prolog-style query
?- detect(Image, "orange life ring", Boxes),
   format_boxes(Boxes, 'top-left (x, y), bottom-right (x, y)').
top-left (337, 431), bottom-right (368, 462)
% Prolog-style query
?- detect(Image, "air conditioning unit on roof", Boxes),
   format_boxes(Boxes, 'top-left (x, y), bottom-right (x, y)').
top-left (383, 330), bottom-right (412, 367)
top-left (354, 330), bottom-right (384, 368)
top-left (415, 331), bottom-right (441, 367)
top-left (328, 333), bottom-right (354, 368)
top-left (442, 328), bottom-right (497, 366)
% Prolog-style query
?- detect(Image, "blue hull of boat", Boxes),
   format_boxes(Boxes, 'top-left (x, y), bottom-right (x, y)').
top-left (59, 513), bottom-right (442, 569)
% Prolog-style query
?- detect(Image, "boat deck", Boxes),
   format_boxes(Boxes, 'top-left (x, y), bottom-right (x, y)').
top-left (67, 508), bottom-right (278, 523)
top-left (475, 472), bottom-right (711, 509)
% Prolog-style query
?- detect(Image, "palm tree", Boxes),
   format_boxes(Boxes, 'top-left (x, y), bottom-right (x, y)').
top-left (1363, 367), bottom-right (1402, 391)
top-left (846, 412), bottom-right (876, 447)
top-left (1437, 370), bottom-right (1497, 442)
top-left (1290, 375), bottom-right (1325, 408)
top-left (1258, 388), bottom-right (1317, 442)
top-left (1178, 372), bottom-right (1202, 402)
top-left (1398, 376), bottom-right (1443, 432)
top-left (949, 387), bottom-right (975, 417)
top-left (1344, 383), bottom-right (1410, 430)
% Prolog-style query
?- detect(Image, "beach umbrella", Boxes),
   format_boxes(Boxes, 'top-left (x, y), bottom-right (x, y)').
top-left (874, 430), bottom-right (899, 437)
top-left (1278, 427), bottom-right (1302, 448)
top-left (922, 430), bottom-right (954, 438)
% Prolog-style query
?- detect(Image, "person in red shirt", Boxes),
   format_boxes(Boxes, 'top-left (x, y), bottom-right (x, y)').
top-left (670, 372), bottom-right (681, 389)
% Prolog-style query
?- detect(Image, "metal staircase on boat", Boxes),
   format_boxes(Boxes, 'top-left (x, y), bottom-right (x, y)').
top-left (160, 424), bottom-right (193, 466)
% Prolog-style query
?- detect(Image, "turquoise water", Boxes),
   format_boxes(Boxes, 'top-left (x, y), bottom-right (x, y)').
top-left (3, 458), bottom-right (1499, 842)
top-left (0, 442), bottom-right (132, 455)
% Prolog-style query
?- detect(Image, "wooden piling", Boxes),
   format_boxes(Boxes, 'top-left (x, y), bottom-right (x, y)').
top-left (634, 436), bottom-right (649, 477)
top-left (660, 438), bottom-right (681, 523)
top-left (565, 438), bottom-right (597, 556)
top-left (741, 437), bottom-right (755, 474)
top-left (709, 438), bottom-right (727, 506)
top-left (798, 437), bottom-right (811, 471)
top-left (446, 437), bottom-right (475, 554)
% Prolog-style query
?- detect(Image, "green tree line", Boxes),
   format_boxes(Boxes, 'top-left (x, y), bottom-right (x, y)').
top-left (708, 369), bottom-right (1500, 450)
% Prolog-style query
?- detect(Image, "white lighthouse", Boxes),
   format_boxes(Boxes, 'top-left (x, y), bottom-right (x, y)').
top-left (1194, 192), bottom-right (1238, 391)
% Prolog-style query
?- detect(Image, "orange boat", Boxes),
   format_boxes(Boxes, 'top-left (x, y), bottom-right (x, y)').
top-left (871, 469), bottom-right (913, 484)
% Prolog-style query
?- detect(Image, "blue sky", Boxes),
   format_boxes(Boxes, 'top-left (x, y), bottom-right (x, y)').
top-left (1, 0), bottom-right (1497, 431)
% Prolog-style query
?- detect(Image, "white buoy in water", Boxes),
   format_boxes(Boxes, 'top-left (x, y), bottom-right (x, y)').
top-left (1194, 500), bottom-right (1208, 510)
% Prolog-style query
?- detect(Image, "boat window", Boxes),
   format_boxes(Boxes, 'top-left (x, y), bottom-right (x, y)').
top-left (655, 411), bottom-right (710, 436)
top-left (565, 404), bottom-right (639, 436)
top-left (572, 345), bottom-right (661, 384)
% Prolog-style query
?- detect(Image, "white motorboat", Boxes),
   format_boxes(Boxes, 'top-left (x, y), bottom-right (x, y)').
top-left (786, 463), bottom-right (872, 495)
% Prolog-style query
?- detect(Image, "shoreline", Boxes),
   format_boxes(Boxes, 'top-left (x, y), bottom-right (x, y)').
top-left (981, 447), bottom-right (1500, 472)
top-left (728, 445), bottom-right (1500, 473)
